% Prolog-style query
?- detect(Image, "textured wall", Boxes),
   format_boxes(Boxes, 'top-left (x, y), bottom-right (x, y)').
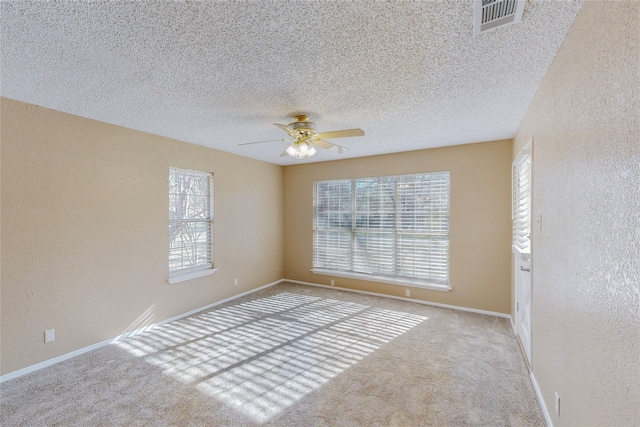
top-left (512, 1), bottom-right (640, 425)
top-left (283, 140), bottom-right (513, 314)
top-left (0, 98), bottom-right (284, 376)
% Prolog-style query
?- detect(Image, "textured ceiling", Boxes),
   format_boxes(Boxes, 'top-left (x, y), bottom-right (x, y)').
top-left (1, 1), bottom-right (582, 165)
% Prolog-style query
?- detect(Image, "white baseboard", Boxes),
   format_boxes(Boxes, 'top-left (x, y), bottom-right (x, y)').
top-left (283, 278), bottom-right (511, 319)
top-left (530, 371), bottom-right (553, 427)
top-left (0, 279), bottom-right (283, 384)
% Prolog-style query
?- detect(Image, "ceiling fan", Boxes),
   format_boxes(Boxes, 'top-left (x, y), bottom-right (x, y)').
top-left (240, 114), bottom-right (365, 159)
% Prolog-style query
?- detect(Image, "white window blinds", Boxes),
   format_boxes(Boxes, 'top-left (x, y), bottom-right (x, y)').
top-left (512, 155), bottom-right (531, 254)
top-left (169, 168), bottom-right (214, 276)
top-left (314, 172), bottom-right (450, 285)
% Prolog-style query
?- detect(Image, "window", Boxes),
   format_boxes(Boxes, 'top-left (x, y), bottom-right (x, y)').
top-left (313, 172), bottom-right (451, 291)
top-left (168, 167), bottom-right (214, 282)
top-left (512, 146), bottom-right (531, 255)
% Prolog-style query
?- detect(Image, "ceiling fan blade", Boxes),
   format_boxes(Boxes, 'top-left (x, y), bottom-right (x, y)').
top-left (314, 139), bottom-right (350, 154)
top-left (279, 148), bottom-right (291, 157)
top-left (274, 123), bottom-right (299, 138)
top-left (316, 128), bottom-right (365, 139)
top-left (239, 138), bottom-right (292, 146)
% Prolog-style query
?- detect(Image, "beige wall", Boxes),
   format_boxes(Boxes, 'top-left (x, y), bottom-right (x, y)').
top-left (283, 140), bottom-right (513, 314)
top-left (512, 1), bottom-right (639, 425)
top-left (0, 98), bottom-right (284, 376)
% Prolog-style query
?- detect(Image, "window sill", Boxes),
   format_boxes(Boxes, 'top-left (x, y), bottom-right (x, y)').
top-left (167, 268), bottom-right (218, 284)
top-left (310, 269), bottom-right (452, 292)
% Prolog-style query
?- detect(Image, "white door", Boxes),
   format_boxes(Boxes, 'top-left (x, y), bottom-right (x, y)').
top-left (515, 255), bottom-right (532, 366)
top-left (513, 140), bottom-right (532, 367)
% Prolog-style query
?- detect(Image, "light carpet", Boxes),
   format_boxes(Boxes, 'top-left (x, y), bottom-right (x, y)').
top-left (0, 282), bottom-right (544, 426)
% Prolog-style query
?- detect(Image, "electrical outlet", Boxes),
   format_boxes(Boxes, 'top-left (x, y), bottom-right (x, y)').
top-left (405, 289), bottom-right (410, 297)
top-left (234, 278), bottom-right (238, 286)
top-left (555, 392), bottom-right (560, 416)
top-left (330, 279), bottom-right (335, 286)
top-left (45, 329), bottom-right (55, 343)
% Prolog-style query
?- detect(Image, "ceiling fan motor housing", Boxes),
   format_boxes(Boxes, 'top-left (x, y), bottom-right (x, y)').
top-left (289, 115), bottom-right (317, 135)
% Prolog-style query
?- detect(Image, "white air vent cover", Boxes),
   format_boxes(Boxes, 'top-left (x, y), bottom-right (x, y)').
top-left (474, 0), bottom-right (526, 36)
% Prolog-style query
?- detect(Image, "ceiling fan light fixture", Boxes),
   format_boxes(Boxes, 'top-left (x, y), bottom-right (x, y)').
top-left (286, 140), bottom-right (317, 159)
top-left (306, 146), bottom-right (318, 157)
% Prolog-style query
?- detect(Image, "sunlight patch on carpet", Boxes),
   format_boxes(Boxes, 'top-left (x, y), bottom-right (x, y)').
top-left (116, 292), bottom-right (427, 423)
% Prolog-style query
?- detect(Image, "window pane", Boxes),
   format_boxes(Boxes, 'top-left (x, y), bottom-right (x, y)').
top-left (398, 173), bottom-right (449, 233)
top-left (354, 177), bottom-right (395, 231)
top-left (353, 232), bottom-right (395, 275)
top-left (397, 234), bottom-right (449, 284)
top-left (313, 230), bottom-right (351, 271)
top-left (169, 220), bottom-right (212, 273)
top-left (170, 173), bottom-right (211, 221)
top-left (314, 180), bottom-right (352, 230)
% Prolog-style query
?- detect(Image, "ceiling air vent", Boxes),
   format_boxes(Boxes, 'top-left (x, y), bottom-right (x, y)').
top-left (474, 0), bottom-right (526, 36)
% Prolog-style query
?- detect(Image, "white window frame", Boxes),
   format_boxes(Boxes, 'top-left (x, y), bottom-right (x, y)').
top-left (168, 167), bottom-right (216, 284)
top-left (311, 172), bottom-right (451, 292)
